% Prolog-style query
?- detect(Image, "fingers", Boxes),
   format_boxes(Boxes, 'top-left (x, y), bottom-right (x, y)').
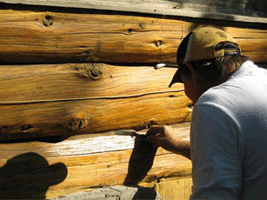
top-left (146, 135), bottom-right (159, 148)
top-left (146, 133), bottom-right (161, 142)
top-left (146, 125), bottom-right (164, 136)
top-left (146, 126), bottom-right (164, 147)
top-left (145, 125), bottom-right (175, 149)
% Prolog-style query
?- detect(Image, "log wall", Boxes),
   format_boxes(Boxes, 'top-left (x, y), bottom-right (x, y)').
top-left (0, 7), bottom-right (267, 64)
top-left (0, 123), bottom-right (191, 199)
top-left (0, 2), bottom-right (267, 199)
top-left (1, 4), bottom-right (267, 141)
top-left (0, 63), bottom-right (192, 140)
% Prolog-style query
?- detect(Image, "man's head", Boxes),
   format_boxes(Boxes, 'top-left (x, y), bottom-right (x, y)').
top-left (170, 27), bottom-right (249, 103)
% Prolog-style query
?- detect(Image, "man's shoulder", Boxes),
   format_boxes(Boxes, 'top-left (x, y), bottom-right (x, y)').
top-left (196, 61), bottom-right (267, 121)
top-left (197, 61), bottom-right (265, 109)
top-left (196, 85), bottom-right (231, 108)
top-left (195, 82), bottom-right (244, 122)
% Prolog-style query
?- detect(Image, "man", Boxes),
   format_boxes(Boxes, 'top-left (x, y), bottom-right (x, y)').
top-left (146, 27), bottom-right (267, 199)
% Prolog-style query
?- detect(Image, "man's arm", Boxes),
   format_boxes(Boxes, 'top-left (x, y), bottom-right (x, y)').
top-left (146, 125), bottom-right (191, 160)
top-left (146, 104), bottom-right (242, 199)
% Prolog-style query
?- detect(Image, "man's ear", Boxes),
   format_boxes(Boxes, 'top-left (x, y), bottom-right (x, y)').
top-left (186, 63), bottom-right (201, 86)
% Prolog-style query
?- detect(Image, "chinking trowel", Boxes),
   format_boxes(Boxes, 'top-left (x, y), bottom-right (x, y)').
top-left (115, 130), bottom-right (147, 139)
top-left (115, 129), bottom-right (189, 141)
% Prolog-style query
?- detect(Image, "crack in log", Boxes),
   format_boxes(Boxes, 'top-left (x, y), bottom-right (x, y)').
top-left (0, 89), bottom-right (185, 105)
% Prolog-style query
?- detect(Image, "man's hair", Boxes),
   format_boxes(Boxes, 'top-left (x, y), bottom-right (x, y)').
top-left (179, 55), bottom-right (250, 82)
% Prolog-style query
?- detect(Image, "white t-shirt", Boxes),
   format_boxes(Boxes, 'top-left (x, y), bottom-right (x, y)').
top-left (190, 61), bottom-right (267, 199)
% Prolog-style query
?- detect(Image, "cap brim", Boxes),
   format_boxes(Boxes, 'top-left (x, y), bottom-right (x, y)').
top-left (169, 68), bottom-right (183, 87)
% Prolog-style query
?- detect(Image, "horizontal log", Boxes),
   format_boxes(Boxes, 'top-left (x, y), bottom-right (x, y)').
top-left (51, 185), bottom-right (161, 200)
top-left (1, 0), bottom-right (267, 24)
top-left (0, 9), bottom-right (266, 64)
top-left (0, 63), bottom-right (182, 103)
top-left (0, 123), bottom-right (191, 199)
top-left (0, 91), bottom-right (192, 140)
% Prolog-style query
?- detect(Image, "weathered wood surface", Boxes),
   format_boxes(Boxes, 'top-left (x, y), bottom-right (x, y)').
top-left (0, 63), bottom-right (182, 103)
top-left (0, 123), bottom-right (191, 199)
top-left (155, 178), bottom-right (193, 200)
top-left (0, 63), bottom-right (192, 140)
top-left (51, 185), bottom-right (161, 200)
top-left (0, 9), bottom-right (267, 64)
top-left (1, 0), bottom-right (267, 24)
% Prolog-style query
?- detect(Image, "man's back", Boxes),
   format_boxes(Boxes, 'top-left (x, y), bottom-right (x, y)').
top-left (190, 61), bottom-right (267, 199)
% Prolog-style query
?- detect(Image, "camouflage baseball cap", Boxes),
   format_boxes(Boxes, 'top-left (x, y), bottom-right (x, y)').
top-left (169, 27), bottom-right (241, 87)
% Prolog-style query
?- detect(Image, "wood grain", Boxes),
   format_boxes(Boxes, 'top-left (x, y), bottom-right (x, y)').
top-left (0, 62), bottom-right (192, 140)
top-left (0, 123), bottom-right (192, 199)
top-left (0, 9), bottom-right (266, 64)
top-left (0, 63), bottom-right (182, 103)
top-left (0, 0), bottom-right (266, 23)
top-left (155, 178), bottom-right (193, 200)
top-left (0, 91), bottom-right (192, 140)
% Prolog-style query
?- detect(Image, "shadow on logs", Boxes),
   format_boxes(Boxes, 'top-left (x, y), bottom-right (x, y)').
top-left (0, 152), bottom-right (68, 199)
top-left (0, 135), bottom-right (72, 144)
top-left (123, 135), bottom-right (158, 185)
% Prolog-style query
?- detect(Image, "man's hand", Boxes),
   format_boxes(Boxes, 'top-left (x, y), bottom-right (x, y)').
top-left (146, 125), bottom-right (191, 160)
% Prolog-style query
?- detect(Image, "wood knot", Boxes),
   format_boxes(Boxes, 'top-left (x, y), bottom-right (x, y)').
top-left (88, 64), bottom-right (103, 79)
top-left (172, 5), bottom-right (180, 9)
top-left (69, 119), bottom-right (82, 132)
top-left (76, 63), bottom-right (104, 80)
top-left (67, 113), bottom-right (89, 132)
top-left (21, 125), bottom-right (34, 132)
top-left (144, 118), bottom-right (158, 128)
top-left (68, 118), bottom-right (87, 132)
top-left (42, 15), bottom-right (53, 27)
top-left (139, 23), bottom-right (145, 29)
top-left (155, 40), bottom-right (163, 47)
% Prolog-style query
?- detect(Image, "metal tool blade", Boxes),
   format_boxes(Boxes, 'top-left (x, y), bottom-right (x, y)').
top-left (115, 130), bottom-right (146, 138)
top-left (115, 130), bottom-right (138, 136)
